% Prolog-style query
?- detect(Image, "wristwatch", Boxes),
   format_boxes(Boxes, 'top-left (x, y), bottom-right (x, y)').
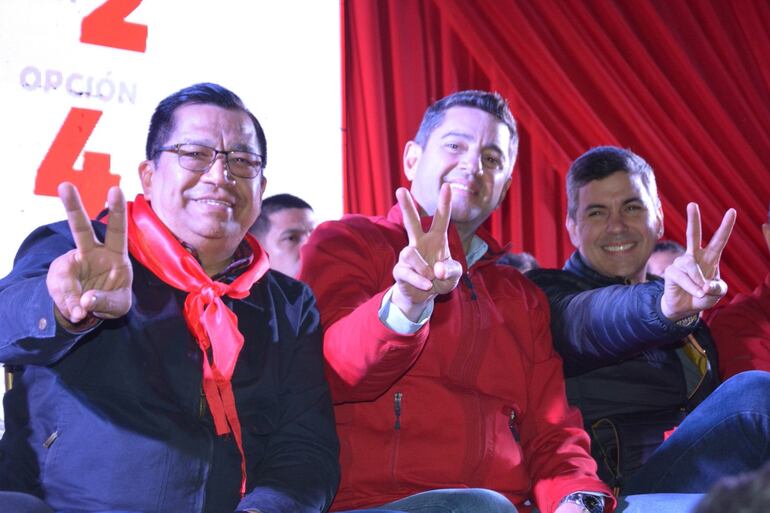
top-left (675, 313), bottom-right (699, 327)
top-left (559, 492), bottom-right (605, 513)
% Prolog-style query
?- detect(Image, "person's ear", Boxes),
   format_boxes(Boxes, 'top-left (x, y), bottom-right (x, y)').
top-left (403, 141), bottom-right (422, 181)
top-left (655, 204), bottom-right (665, 239)
top-left (566, 214), bottom-right (580, 248)
top-left (494, 176), bottom-right (513, 210)
top-left (138, 160), bottom-right (154, 195)
top-left (259, 175), bottom-right (267, 200)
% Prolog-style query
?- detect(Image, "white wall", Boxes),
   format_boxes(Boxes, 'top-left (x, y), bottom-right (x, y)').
top-left (0, 0), bottom-right (342, 428)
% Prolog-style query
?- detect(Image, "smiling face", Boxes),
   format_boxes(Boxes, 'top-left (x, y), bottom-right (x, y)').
top-left (567, 171), bottom-right (664, 283)
top-left (403, 106), bottom-right (514, 240)
top-left (139, 103), bottom-right (266, 270)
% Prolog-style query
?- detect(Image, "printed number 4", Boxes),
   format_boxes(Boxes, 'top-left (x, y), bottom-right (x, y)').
top-left (80, 0), bottom-right (147, 53)
top-left (34, 108), bottom-right (121, 218)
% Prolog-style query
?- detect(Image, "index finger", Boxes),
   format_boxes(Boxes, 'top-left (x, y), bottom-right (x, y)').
top-left (103, 186), bottom-right (127, 255)
top-left (685, 202), bottom-right (701, 255)
top-left (396, 187), bottom-right (423, 246)
top-left (429, 183), bottom-right (452, 236)
top-left (59, 182), bottom-right (96, 252)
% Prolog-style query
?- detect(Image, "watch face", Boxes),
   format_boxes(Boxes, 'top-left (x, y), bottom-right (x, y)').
top-left (582, 494), bottom-right (604, 513)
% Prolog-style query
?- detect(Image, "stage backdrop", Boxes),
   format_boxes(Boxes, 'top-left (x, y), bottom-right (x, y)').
top-left (0, 0), bottom-right (342, 276)
top-left (342, 0), bottom-right (770, 296)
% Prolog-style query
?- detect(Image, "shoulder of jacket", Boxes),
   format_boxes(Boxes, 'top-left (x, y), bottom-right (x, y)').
top-left (526, 268), bottom-right (588, 290)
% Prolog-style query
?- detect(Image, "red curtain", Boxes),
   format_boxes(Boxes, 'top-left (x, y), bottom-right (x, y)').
top-left (342, 0), bottom-right (770, 295)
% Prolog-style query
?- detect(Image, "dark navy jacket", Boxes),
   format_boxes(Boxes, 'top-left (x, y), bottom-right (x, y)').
top-left (0, 220), bottom-right (340, 513)
top-left (527, 252), bottom-right (719, 488)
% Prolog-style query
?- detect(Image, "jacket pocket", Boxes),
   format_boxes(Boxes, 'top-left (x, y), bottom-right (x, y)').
top-left (390, 391), bottom-right (403, 484)
top-left (504, 405), bottom-right (520, 442)
top-left (41, 390), bottom-right (175, 513)
top-left (389, 386), bottom-right (486, 485)
top-left (476, 403), bottom-right (529, 494)
top-left (42, 430), bottom-right (59, 449)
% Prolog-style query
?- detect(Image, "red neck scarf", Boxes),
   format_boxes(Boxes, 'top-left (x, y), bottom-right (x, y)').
top-left (126, 194), bottom-right (269, 495)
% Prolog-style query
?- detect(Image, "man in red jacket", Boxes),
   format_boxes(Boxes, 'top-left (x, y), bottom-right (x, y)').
top-left (300, 91), bottom-right (613, 513)
top-left (708, 202), bottom-right (770, 378)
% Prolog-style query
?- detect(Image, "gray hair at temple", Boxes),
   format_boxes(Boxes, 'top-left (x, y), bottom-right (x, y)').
top-left (566, 146), bottom-right (660, 220)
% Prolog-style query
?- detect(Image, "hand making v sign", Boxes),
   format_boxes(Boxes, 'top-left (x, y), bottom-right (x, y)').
top-left (390, 183), bottom-right (463, 322)
top-left (661, 202), bottom-right (736, 321)
top-left (46, 182), bottom-right (133, 330)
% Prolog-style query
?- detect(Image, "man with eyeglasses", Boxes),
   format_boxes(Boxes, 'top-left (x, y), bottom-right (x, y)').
top-left (0, 83), bottom-right (339, 513)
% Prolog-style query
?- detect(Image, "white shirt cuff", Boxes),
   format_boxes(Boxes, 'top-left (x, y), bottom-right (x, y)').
top-left (378, 286), bottom-right (433, 334)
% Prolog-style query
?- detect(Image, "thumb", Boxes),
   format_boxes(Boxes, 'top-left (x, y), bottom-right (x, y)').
top-left (704, 279), bottom-right (727, 297)
top-left (433, 259), bottom-right (462, 281)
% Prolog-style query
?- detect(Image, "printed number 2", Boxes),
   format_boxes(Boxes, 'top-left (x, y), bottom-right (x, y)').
top-left (80, 0), bottom-right (147, 52)
top-left (35, 108), bottom-right (121, 218)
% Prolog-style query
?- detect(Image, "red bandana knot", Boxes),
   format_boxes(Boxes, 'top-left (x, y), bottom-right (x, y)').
top-left (200, 283), bottom-right (228, 303)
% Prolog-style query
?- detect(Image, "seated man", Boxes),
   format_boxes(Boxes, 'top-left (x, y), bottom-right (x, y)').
top-left (249, 193), bottom-right (315, 277)
top-left (708, 201), bottom-right (770, 378)
top-left (647, 240), bottom-right (684, 276)
top-left (301, 91), bottom-right (614, 513)
top-left (527, 146), bottom-right (770, 497)
top-left (0, 83), bottom-right (339, 513)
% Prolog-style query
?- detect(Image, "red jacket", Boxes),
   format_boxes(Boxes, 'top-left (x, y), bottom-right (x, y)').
top-left (707, 272), bottom-right (770, 379)
top-left (300, 205), bottom-right (614, 513)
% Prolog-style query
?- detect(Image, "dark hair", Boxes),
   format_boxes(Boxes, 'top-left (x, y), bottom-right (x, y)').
top-left (414, 90), bottom-right (518, 159)
top-left (498, 251), bottom-right (540, 272)
top-left (145, 82), bottom-right (267, 169)
top-left (249, 193), bottom-right (313, 237)
top-left (653, 240), bottom-right (685, 255)
top-left (693, 462), bottom-right (770, 513)
top-left (566, 146), bottom-right (658, 220)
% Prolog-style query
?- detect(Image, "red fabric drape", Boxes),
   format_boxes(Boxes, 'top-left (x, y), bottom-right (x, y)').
top-left (342, 0), bottom-right (770, 295)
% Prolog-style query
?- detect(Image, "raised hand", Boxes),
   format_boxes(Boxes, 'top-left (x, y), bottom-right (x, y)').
top-left (46, 182), bottom-right (133, 329)
top-left (660, 202), bottom-right (736, 320)
top-left (391, 184), bottom-right (463, 321)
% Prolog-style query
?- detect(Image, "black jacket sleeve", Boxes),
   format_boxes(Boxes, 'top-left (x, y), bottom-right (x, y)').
top-left (0, 221), bottom-right (103, 365)
top-left (237, 285), bottom-right (340, 513)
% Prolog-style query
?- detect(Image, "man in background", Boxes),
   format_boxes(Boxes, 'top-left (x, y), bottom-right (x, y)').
top-left (647, 240), bottom-right (685, 277)
top-left (250, 193), bottom-right (315, 277)
top-left (498, 251), bottom-right (540, 273)
top-left (708, 201), bottom-right (770, 378)
top-left (692, 461), bottom-right (770, 513)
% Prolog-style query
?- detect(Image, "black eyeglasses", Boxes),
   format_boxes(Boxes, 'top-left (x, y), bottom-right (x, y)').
top-left (154, 143), bottom-right (263, 179)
